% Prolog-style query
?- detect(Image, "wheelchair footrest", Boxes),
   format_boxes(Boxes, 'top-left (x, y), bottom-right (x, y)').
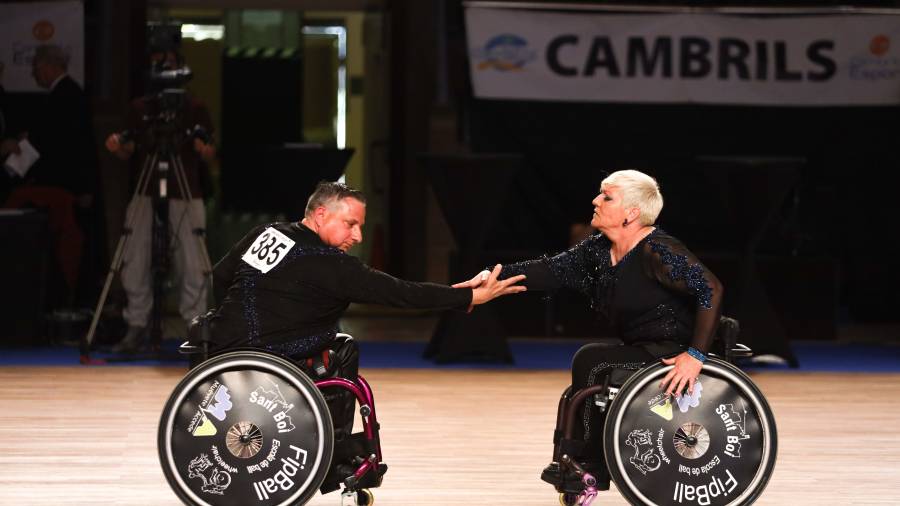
top-left (321, 461), bottom-right (386, 495)
top-left (350, 462), bottom-right (387, 490)
top-left (541, 461), bottom-right (610, 494)
top-left (320, 432), bottom-right (388, 495)
top-left (321, 463), bottom-right (357, 494)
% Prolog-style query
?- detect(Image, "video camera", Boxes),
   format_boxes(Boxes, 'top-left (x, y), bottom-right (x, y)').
top-left (113, 22), bottom-right (211, 154)
top-left (145, 22), bottom-right (192, 121)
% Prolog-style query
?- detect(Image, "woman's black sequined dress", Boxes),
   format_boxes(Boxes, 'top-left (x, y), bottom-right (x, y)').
top-left (501, 228), bottom-right (723, 352)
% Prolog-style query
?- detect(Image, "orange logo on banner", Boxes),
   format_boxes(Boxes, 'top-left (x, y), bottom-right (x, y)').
top-left (870, 35), bottom-right (890, 56)
top-left (33, 20), bottom-right (55, 41)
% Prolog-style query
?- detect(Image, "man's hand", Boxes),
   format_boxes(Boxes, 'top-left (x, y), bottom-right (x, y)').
top-left (469, 264), bottom-right (526, 309)
top-left (193, 138), bottom-right (216, 162)
top-left (0, 138), bottom-right (20, 157)
top-left (452, 269), bottom-right (491, 289)
top-left (105, 133), bottom-right (135, 160)
top-left (659, 352), bottom-right (703, 397)
top-left (104, 133), bottom-right (120, 151)
top-left (0, 132), bottom-right (28, 157)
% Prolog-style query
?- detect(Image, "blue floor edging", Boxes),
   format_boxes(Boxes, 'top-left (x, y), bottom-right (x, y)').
top-left (1, 340), bottom-right (898, 372)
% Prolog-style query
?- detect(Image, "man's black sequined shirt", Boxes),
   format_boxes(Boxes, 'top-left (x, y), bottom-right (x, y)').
top-left (210, 222), bottom-right (472, 356)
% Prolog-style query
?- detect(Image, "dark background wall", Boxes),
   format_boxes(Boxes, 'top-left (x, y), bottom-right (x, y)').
top-left (404, 0), bottom-right (900, 343)
top-left (4, 0), bottom-right (898, 346)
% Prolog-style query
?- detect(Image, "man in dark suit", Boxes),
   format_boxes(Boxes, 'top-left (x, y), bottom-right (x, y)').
top-left (26, 44), bottom-right (99, 207)
top-left (1, 61), bottom-right (24, 200)
top-left (3, 45), bottom-right (101, 306)
top-left (0, 61), bottom-right (11, 155)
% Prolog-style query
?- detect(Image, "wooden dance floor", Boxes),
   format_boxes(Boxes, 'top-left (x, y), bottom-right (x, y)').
top-left (1, 366), bottom-right (898, 505)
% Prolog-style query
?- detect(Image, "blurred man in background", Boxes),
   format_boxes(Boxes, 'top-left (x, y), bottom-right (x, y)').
top-left (105, 48), bottom-right (215, 353)
top-left (3, 45), bottom-right (100, 309)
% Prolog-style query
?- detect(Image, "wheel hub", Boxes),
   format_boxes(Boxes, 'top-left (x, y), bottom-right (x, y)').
top-left (672, 422), bottom-right (709, 460)
top-left (225, 421), bottom-right (263, 459)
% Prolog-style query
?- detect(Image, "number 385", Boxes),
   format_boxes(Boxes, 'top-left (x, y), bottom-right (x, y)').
top-left (249, 233), bottom-right (287, 265)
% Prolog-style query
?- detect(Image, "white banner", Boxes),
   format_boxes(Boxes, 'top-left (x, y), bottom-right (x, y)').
top-left (466, 7), bottom-right (900, 105)
top-left (0, 1), bottom-right (84, 92)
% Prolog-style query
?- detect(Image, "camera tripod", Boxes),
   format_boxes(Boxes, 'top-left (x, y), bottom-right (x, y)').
top-left (83, 127), bottom-right (213, 363)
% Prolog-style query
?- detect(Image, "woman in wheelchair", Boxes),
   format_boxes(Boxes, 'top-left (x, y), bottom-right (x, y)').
top-left (455, 169), bottom-right (725, 495)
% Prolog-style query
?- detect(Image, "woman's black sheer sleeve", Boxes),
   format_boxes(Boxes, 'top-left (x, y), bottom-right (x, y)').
top-left (642, 235), bottom-right (724, 353)
top-left (497, 234), bottom-right (611, 297)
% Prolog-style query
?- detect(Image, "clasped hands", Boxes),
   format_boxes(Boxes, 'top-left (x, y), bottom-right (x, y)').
top-left (452, 264), bottom-right (527, 312)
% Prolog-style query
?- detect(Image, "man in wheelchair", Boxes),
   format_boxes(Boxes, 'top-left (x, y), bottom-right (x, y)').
top-left (189, 181), bottom-right (526, 496)
top-left (454, 170), bottom-right (725, 496)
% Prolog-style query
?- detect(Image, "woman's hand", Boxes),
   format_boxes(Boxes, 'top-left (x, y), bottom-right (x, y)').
top-left (659, 352), bottom-right (703, 397)
top-left (468, 264), bottom-right (526, 309)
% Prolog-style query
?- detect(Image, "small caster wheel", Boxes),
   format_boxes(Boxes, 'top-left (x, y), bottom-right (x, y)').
top-left (358, 489), bottom-right (374, 505)
top-left (559, 492), bottom-right (579, 506)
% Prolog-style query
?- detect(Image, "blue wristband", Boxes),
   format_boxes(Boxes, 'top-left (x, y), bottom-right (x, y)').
top-left (687, 347), bottom-right (707, 363)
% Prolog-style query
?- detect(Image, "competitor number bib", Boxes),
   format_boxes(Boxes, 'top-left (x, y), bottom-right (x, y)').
top-left (241, 227), bottom-right (296, 273)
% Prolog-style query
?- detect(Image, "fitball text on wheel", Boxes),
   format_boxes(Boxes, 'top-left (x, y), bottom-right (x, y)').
top-left (604, 358), bottom-right (777, 506)
top-left (158, 351), bottom-right (334, 506)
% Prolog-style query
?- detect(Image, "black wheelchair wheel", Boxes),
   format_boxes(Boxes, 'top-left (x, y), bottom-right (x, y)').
top-left (604, 358), bottom-right (776, 506)
top-left (158, 351), bottom-right (334, 506)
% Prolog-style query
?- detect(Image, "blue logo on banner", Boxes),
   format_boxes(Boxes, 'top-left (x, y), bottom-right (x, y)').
top-left (472, 34), bottom-right (536, 71)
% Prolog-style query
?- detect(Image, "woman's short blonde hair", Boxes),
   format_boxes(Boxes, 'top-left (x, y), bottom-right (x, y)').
top-left (600, 170), bottom-right (663, 225)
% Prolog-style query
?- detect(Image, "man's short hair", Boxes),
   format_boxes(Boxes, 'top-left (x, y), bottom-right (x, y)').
top-left (304, 181), bottom-right (366, 217)
top-left (600, 169), bottom-right (664, 225)
top-left (33, 45), bottom-right (69, 70)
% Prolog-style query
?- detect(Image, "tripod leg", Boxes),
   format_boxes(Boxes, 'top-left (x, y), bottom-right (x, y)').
top-left (83, 230), bottom-right (131, 357)
top-left (169, 154), bottom-right (215, 317)
top-left (149, 191), bottom-right (169, 351)
top-left (83, 154), bottom-right (157, 354)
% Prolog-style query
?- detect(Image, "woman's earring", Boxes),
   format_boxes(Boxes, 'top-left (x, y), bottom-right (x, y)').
top-left (622, 219), bottom-right (629, 227)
